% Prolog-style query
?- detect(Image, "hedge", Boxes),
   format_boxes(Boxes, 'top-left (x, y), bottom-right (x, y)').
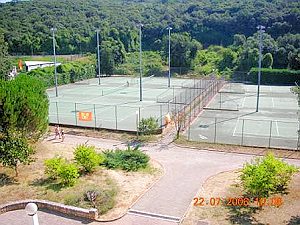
top-left (248, 68), bottom-right (300, 85)
top-left (25, 61), bottom-right (96, 88)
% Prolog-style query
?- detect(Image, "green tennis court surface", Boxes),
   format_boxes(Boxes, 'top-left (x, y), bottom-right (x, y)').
top-left (187, 83), bottom-right (299, 150)
top-left (47, 76), bottom-right (204, 131)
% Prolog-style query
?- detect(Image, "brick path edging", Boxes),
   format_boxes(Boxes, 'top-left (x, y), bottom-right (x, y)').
top-left (0, 199), bottom-right (98, 220)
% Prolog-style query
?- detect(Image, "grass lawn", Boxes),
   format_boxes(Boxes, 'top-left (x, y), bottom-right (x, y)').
top-left (0, 139), bottom-right (162, 219)
top-left (182, 170), bottom-right (300, 225)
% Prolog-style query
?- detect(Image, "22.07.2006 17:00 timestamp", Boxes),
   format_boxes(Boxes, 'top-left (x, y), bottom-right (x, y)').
top-left (193, 197), bottom-right (283, 207)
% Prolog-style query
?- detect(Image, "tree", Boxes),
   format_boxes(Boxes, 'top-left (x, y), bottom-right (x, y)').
top-left (262, 53), bottom-right (273, 68)
top-left (162, 32), bottom-right (202, 68)
top-left (0, 75), bottom-right (49, 139)
top-left (0, 131), bottom-right (34, 177)
top-left (0, 32), bottom-right (12, 80)
top-left (218, 48), bottom-right (237, 71)
top-left (233, 34), bottom-right (246, 47)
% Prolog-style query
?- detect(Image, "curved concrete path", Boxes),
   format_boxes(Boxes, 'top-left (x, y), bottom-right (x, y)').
top-left (1, 134), bottom-right (299, 225)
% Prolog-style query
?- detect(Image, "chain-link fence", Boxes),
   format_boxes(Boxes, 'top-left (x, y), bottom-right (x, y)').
top-left (187, 116), bottom-right (299, 150)
top-left (49, 77), bottom-right (225, 133)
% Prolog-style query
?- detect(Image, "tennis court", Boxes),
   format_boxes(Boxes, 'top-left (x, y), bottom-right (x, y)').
top-left (47, 76), bottom-right (207, 131)
top-left (187, 83), bottom-right (299, 150)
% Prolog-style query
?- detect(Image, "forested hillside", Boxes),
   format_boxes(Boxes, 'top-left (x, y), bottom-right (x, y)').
top-left (0, 0), bottom-right (299, 77)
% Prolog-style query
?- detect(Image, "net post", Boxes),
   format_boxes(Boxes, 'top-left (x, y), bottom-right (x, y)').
top-left (268, 120), bottom-right (273, 148)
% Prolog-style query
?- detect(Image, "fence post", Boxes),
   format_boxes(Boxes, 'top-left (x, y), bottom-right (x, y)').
top-left (136, 110), bottom-right (139, 138)
top-left (55, 102), bottom-right (60, 124)
top-left (74, 103), bottom-right (78, 126)
top-left (297, 122), bottom-right (300, 150)
top-left (93, 104), bottom-right (97, 129)
top-left (219, 92), bottom-right (222, 109)
top-left (214, 117), bottom-right (217, 143)
top-left (115, 105), bottom-right (118, 130)
top-left (268, 120), bottom-right (273, 148)
top-left (160, 104), bottom-right (163, 128)
top-left (241, 119), bottom-right (245, 146)
top-left (138, 107), bottom-right (141, 125)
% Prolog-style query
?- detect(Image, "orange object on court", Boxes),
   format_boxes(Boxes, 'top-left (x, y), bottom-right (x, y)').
top-left (78, 112), bottom-right (93, 121)
top-left (18, 60), bottom-right (23, 70)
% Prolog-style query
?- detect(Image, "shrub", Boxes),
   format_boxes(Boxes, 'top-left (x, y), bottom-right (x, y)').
top-left (240, 153), bottom-right (298, 197)
top-left (248, 68), bottom-right (300, 85)
top-left (44, 156), bottom-right (65, 179)
top-left (138, 117), bottom-right (159, 135)
top-left (44, 157), bottom-right (79, 186)
top-left (103, 146), bottom-right (149, 171)
top-left (74, 144), bottom-right (104, 173)
top-left (59, 162), bottom-right (80, 186)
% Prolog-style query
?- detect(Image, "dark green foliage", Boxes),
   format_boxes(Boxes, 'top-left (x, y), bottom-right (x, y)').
top-left (103, 146), bottom-right (150, 172)
top-left (74, 144), bottom-right (105, 173)
top-left (0, 132), bottom-right (34, 177)
top-left (0, 75), bottom-right (49, 139)
top-left (248, 68), bottom-right (300, 85)
top-left (262, 53), bottom-right (273, 69)
top-left (0, 0), bottom-right (299, 77)
top-left (162, 32), bottom-right (202, 68)
top-left (241, 154), bottom-right (298, 197)
top-left (115, 51), bottom-right (164, 76)
top-left (138, 117), bottom-right (159, 135)
top-left (0, 32), bottom-right (12, 80)
top-left (26, 58), bottom-right (96, 88)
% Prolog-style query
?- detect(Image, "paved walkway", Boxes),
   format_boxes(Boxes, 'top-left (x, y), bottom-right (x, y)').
top-left (1, 134), bottom-right (300, 225)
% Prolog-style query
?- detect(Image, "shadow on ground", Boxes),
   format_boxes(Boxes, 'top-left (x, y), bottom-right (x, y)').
top-left (287, 216), bottom-right (300, 225)
top-left (225, 204), bottom-right (264, 225)
top-left (40, 208), bottom-right (94, 224)
top-left (0, 173), bottom-right (16, 187)
top-left (30, 177), bottom-right (64, 192)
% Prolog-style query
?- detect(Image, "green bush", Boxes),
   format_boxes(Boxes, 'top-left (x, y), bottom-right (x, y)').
top-left (138, 117), bottom-right (159, 135)
top-left (103, 146), bottom-right (149, 171)
top-left (44, 157), bottom-right (79, 186)
top-left (240, 154), bottom-right (298, 197)
top-left (59, 162), bottom-right (80, 186)
top-left (74, 144), bottom-right (104, 173)
top-left (248, 68), bottom-right (300, 85)
top-left (44, 156), bottom-right (65, 179)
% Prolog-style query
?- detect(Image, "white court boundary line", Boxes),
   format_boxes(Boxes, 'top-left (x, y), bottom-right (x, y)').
top-left (231, 118), bottom-right (297, 139)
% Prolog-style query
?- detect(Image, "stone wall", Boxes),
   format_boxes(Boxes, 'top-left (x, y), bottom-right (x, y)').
top-left (0, 199), bottom-right (98, 220)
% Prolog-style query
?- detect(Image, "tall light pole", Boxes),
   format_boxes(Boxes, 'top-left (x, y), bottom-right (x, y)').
top-left (96, 30), bottom-right (101, 85)
top-left (167, 27), bottom-right (172, 88)
top-left (51, 28), bottom-right (58, 97)
top-left (138, 23), bottom-right (143, 101)
top-left (256, 25), bottom-right (265, 112)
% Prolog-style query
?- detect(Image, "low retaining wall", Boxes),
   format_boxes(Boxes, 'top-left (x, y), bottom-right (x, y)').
top-left (0, 199), bottom-right (98, 220)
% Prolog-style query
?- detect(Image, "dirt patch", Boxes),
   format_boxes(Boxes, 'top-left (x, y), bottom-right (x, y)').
top-left (48, 125), bottom-right (160, 143)
top-left (182, 170), bottom-right (300, 225)
top-left (0, 139), bottom-right (163, 220)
